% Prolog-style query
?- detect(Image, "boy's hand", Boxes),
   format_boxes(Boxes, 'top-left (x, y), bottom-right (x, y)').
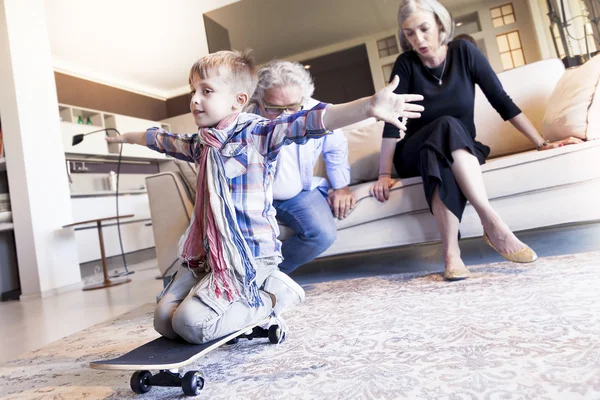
top-left (105, 131), bottom-right (146, 146)
top-left (368, 75), bottom-right (424, 131)
top-left (105, 135), bottom-right (126, 143)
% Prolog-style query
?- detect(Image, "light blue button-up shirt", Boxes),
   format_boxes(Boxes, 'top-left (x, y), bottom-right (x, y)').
top-left (250, 98), bottom-right (351, 200)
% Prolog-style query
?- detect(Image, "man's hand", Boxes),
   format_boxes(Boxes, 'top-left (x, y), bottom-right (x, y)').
top-left (327, 187), bottom-right (356, 220)
top-left (368, 75), bottom-right (424, 131)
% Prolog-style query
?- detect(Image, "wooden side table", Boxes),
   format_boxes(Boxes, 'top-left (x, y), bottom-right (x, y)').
top-left (63, 214), bottom-right (135, 291)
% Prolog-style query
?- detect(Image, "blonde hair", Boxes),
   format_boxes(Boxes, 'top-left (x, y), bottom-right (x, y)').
top-left (397, 0), bottom-right (455, 52)
top-left (188, 49), bottom-right (258, 96)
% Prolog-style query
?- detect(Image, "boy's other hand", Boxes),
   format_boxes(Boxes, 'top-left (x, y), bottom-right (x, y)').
top-left (369, 75), bottom-right (424, 131)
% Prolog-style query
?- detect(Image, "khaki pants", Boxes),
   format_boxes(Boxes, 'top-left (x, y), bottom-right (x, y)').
top-left (154, 256), bottom-right (279, 344)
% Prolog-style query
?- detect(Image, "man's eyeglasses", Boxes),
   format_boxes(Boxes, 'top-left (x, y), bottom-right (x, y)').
top-left (263, 104), bottom-right (304, 116)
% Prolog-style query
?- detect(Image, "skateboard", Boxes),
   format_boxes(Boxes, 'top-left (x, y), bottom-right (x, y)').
top-left (89, 319), bottom-right (283, 396)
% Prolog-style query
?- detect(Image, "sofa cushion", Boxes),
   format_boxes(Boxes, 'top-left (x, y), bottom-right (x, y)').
top-left (328, 140), bottom-right (600, 232)
top-left (474, 58), bottom-right (565, 157)
top-left (542, 54), bottom-right (600, 141)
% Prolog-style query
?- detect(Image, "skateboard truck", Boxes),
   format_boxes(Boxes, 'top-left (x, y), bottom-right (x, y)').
top-left (226, 324), bottom-right (285, 345)
top-left (131, 369), bottom-right (204, 396)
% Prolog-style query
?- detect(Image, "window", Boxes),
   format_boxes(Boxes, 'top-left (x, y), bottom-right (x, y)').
top-left (382, 63), bottom-right (394, 82)
top-left (496, 30), bottom-right (525, 70)
top-left (552, 25), bottom-right (566, 58)
top-left (377, 36), bottom-right (399, 58)
top-left (490, 3), bottom-right (516, 28)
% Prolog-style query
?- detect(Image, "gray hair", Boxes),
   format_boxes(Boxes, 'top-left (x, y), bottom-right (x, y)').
top-left (251, 60), bottom-right (315, 106)
top-left (397, 0), bottom-right (455, 52)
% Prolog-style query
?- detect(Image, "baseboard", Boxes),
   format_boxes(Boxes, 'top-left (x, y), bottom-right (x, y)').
top-left (80, 247), bottom-right (157, 279)
top-left (19, 280), bottom-right (84, 300)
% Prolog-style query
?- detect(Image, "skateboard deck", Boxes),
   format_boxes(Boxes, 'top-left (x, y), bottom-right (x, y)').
top-left (90, 317), bottom-right (277, 371)
top-left (89, 318), bottom-right (283, 396)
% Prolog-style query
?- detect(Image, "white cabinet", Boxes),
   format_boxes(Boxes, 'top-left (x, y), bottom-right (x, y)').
top-left (105, 114), bottom-right (167, 159)
top-left (71, 193), bottom-right (154, 263)
top-left (160, 112), bottom-right (197, 134)
top-left (59, 103), bottom-right (171, 159)
top-left (61, 121), bottom-right (109, 156)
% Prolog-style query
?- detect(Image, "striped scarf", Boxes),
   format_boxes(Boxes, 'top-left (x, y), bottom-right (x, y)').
top-left (178, 113), bottom-right (262, 308)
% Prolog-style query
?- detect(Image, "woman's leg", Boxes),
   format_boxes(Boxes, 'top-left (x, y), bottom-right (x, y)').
top-left (431, 187), bottom-right (461, 265)
top-left (431, 186), bottom-right (469, 278)
top-left (450, 148), bottom-right (526, 253)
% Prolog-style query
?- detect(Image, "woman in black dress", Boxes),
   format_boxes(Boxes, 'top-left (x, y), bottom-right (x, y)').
top-left (372, 0), bottom-right (582, 281)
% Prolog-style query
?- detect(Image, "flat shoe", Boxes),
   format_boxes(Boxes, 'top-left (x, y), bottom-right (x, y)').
top-left (483, 232), bottom-right (538, 263)
top-left (444, 264), bottom-right (470, 281)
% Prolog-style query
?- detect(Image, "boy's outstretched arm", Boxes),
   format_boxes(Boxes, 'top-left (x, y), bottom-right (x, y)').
top-left (323, 75), bottom-right (423, 131)
top-left (106, 128), bottom-right (200, 162)
top-left (106, 131), bottom-right (146, 146)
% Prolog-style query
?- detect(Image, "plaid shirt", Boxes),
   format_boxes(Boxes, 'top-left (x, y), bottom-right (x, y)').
top-left (146, 102), bottom-right (331, 259)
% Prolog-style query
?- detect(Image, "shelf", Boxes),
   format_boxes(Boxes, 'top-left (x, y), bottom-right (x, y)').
top-left (71, 108), bottom-right (103, 126)
top-left (58, 103), bottom-right (167, 160)
top-left (70, 189), bottom-right (148, 198)
top-left (0, 222), bottom-right (14, 232)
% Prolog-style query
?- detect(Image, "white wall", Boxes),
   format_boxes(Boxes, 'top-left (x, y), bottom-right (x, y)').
top-left (276, 0), bottom-right (546, 96)
top-left (452, 0), bottom-right (543, 71)
top-left (283, 28), bottom-right (401, 93)
top-left (0, 0), bottom-right (81, 297)
top-left (161, 113), bottom-right (198, 134)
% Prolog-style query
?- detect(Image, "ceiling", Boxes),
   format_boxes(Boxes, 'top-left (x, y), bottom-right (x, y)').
top-left (46, 0), bottom-right (241, 99)
top-left (207, 0), bottom-right (481, 64)
top-left (46, 0), bottom-right (482, 100)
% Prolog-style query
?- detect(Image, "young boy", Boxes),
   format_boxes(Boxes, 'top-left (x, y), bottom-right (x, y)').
top-left (108, 50), bottom-right (423, 344)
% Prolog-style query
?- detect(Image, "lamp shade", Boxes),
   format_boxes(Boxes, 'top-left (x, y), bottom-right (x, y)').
top-left (72, 134), bottom-right (84, 146)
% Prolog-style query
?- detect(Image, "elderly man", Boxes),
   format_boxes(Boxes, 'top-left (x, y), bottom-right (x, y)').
top-left (247, 60), bottom-right (355, 274)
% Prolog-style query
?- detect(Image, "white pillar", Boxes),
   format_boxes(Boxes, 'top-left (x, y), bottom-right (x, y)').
top-left (528, 0), bottom-right (554, 60)
top-left (0, 0), bottom-right (81, 297)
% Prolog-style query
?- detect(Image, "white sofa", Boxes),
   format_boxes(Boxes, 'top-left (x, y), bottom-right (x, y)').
top-left (147, 58), bottom-right (600, 276)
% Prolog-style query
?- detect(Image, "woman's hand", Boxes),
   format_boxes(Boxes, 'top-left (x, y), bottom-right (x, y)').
top-left (370, 175), bottom-right (397, 202)
top-left (368, 76), bottom-right (424, 131)
top-left (538, 136), bottom-right (584, 150)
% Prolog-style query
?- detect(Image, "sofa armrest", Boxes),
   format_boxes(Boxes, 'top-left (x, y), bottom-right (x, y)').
top-left (146, 172), bottom-right (195, 277)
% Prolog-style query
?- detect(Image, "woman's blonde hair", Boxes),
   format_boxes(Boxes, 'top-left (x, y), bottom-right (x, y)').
top-left (397, 0), bottom-right (455, 52)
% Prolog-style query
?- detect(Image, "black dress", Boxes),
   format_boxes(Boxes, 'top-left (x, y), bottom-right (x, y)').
top-left (383, 39), bottom-right (521, 221)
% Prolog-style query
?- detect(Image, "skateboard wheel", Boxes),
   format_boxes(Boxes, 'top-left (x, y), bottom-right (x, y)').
top-left (130, 370), bottom-right (152, 394)
top-left (268, 325), bottom-right (283, 344)
top-left (182, 370), bottom-right (204, 396)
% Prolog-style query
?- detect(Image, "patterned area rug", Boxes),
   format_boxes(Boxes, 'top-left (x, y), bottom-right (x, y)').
top-left (1, 252), bottom-right (600, 399)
